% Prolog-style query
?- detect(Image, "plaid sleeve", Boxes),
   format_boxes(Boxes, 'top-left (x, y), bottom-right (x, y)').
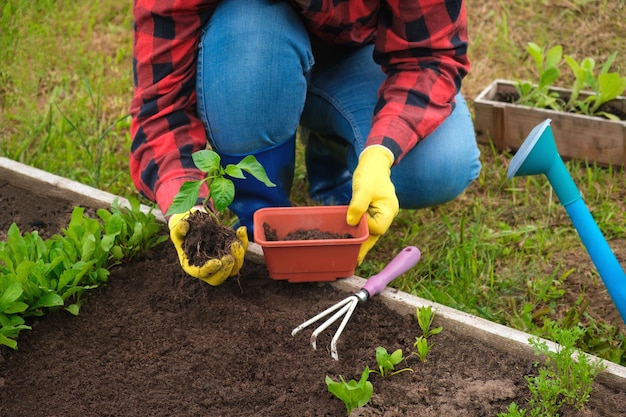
top-left (129, 0), bottom-right (216, 214)
top-left (368, 0), bottom-right (470, 163)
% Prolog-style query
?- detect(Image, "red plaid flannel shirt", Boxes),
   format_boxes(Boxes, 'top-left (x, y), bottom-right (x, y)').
top-left (130, 0), bottom-right (470, 213)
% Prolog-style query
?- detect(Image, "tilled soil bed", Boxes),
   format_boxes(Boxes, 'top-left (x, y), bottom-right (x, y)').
top-left (0, 179), bottom-right (625, 417)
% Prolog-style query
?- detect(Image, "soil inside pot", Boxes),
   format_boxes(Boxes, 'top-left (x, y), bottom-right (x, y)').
top-left (263, 221), bottom-right (354, 241)
top-left (0, 180), bottom-right (625, 417)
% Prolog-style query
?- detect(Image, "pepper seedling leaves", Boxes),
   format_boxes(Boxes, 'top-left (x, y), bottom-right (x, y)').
top-left (166, 181), bottom-right (203, 217)
top-left (167, 149), bottom-right (276, 217)
top-left (232, 155), bottom-right (276, 187)
top-left (210, 176), bottom-right (235, 213)
top-left (192, 149), bottom-right (221, 174)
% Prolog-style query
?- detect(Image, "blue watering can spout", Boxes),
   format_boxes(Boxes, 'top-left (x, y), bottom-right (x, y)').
top-left (508, 118), bottom-right (626, 324)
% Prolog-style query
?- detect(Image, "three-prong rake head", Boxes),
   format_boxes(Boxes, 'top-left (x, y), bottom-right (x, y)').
top-left (291, 246), bottom-right (421, 360)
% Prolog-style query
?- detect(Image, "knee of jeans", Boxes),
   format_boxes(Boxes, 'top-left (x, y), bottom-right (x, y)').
top-left (395, 155), bottom-right (481, 209)
top-left (197, 47), bottom-right (312, 152)
top-left (196, 2), bottom-right (313, 153)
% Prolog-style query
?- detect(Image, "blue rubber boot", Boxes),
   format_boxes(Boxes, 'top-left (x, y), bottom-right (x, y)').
top-left (218, 139), bottom-right (295, 239)
top-left (304, 131), bottom-right (352, 205)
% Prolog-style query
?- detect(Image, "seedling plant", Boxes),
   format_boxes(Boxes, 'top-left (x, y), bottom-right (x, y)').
top-left (413, 305), bottom-right (443, 362)
top-left (498, 320), bottom-right (606, 417)
top-left (0, 198), bottom-right (166, 349)
top-left (515, 42), bottom-right (562, 111)
top-left (325, 366), bottom-right (374, 415)
top-left (514, 42), bottom-right (626, 119)
top-left (165, 149), bottom-right (275, 220)
top-left (370, 346), bottom-right (413, 377)
top-left (326, 344), bottom-right (416, 415)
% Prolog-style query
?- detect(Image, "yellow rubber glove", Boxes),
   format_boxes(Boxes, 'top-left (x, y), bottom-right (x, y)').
top-left (347, 145), bottom-right (399, 264)
top-left (168, 208), bottom-right (248, 286)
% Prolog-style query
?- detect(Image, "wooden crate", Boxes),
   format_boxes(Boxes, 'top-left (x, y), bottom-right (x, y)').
top-left (474, 79), bottom-right (626, 166)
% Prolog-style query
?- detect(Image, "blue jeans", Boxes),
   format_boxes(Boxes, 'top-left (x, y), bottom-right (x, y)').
top-left (196, 0), bottom-right (481, 210)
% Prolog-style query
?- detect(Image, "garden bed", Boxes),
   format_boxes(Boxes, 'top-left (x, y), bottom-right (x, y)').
top-left (474, 79), bottom-right (626, 167)
top-left (0, 157), bottom-right (625, 416)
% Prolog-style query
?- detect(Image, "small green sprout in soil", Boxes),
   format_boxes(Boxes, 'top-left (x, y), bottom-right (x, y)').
top-left (498, 320), bottom-right (606, 417)
top-left (325, 366), bottom-right (373, 415)
top-left (370, 346), bottom-right (413, 377)
top-left (412, 305), bottom-right (443, 362)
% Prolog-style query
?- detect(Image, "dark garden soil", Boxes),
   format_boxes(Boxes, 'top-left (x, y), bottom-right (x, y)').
top-left (1, 180), bottom-right (625, 417)
top-left (263, 222), bottom-right (354, 241)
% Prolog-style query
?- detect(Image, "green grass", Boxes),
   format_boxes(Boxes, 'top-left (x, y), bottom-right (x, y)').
top-left (0, 0), bottom-right (134, 197)
top-left (1, 0), bottom-right (625, 365)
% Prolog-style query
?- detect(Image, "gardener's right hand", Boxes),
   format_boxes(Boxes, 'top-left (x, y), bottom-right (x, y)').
top-left (347, 145), bottom-right (399, 264)
top-left (168, 208), bottom-right (248, 286)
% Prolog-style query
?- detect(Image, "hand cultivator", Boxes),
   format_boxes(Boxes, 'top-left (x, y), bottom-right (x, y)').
top-left (292, 246), bottom-right (421, 360)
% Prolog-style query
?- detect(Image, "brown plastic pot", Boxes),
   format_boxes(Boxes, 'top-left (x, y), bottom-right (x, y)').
top-left (253, 205), bottom-right (368, 283)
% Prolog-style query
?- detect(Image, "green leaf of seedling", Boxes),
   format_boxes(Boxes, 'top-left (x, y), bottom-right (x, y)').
top-left (192, 149), bottom-right (222, 174)
top-left (4, 301), bottom-right (28, 315)
top-left (375, 346), bottom-right (395, 377)
top-left (166, 180), bottom-right (203, 217)
top-left (103, 212), bottom-right (124, 236)
top-left (110, 245), bottom-right (124, 261)
top-left (598, 73), bottom-right (626, 101)
top-left (65, 304), bottom-right (80, 316)
top-left (0, 282), bottom-right (23, 312)
top-left (223, 164), bottom-right (247, 180)
top-left (594, 111), bottom-right (621, 121)
top-left (210, 177), bottom-right (235, 213)
top-left (101, 234), bottom-right (117, 253)
top-left (389, 348), bottom-right (404, 364)
top-left (326, 367), bottom-right (373, 414)
top-left (538, 67), bottom-right (559, 89)
top-left (31, 293), bottom-right (64, 309)
top-left (0, 313), bottom-right (31, 348)
top-left (544, 45), bottom-right (563, 70)
top-left (236, 155), bottom-right (276, 187)
top-left (600, 52), bottom-right (617, 76)
top-left (81, 234), bottom-right (96, 261)
top-left (526, 42), bottom-right (544, 72)
top-left (373, 347), bottom-right (412, 377)
top-left (0, 334), bottom-right (18, 350)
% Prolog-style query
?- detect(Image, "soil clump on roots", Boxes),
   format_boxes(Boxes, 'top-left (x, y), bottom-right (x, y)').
top-left (182, 210), bottom-right (238, 265)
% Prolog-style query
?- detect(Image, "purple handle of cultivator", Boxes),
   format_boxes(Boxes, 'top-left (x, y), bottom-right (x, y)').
top-left (361, 246), bottom-right (421, 298)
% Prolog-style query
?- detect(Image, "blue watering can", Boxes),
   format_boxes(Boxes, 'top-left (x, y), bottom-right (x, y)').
top-left (508, 118), bottom-right (626, 324)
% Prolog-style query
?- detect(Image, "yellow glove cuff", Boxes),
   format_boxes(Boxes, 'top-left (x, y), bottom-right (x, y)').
top-left (358, 145), bottom-right (395, 168)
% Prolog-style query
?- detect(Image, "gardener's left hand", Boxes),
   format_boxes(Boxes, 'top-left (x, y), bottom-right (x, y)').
top-left (347, 145), bottom-right (399, 264)
top-left (168, 207), bottom-right (248, 285)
